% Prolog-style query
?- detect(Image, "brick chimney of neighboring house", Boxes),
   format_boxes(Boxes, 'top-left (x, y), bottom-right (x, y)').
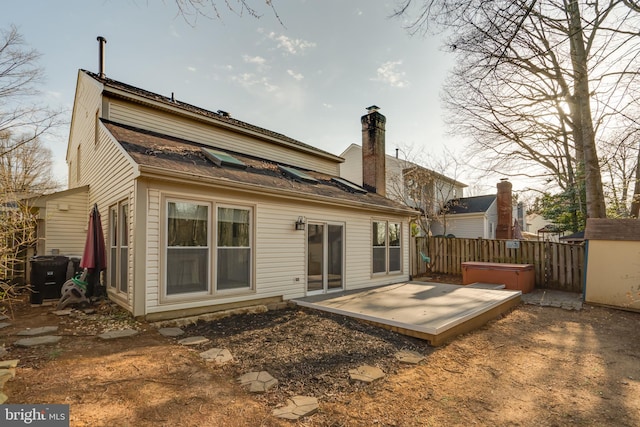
top-left (361, 106), bottom-right (386, 196)
top-left (496, 178), bottom-right (513, 239)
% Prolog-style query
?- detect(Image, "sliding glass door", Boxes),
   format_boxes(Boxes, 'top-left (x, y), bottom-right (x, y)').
top-left (307, 222), bottom-right (344, 294)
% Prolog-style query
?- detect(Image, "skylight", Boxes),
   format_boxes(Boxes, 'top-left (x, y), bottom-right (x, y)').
top-left (278, 165), bottom-right (318, 184)
top-left (200, 147), bottom-right (246, 169)
top-left (332, 177), bottom-right (367, 194)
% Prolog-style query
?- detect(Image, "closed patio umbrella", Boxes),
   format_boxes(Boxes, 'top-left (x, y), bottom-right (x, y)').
top-left (80, 203), bottom-right (107, 297)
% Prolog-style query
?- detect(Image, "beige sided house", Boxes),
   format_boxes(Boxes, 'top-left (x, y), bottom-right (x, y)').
top-left (45, 68), bottom-right (415, 320)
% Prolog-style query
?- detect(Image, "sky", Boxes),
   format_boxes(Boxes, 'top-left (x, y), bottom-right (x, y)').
top-left (4, 1), bottom-right (492, 192)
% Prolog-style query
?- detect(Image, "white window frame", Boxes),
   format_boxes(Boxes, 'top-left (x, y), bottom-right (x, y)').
top-left (372, 219), bottom-right (402, 275)
top-left (108, 200), bottom-right (129, 296)
top-left (215, 204), bottom-right (254, 293)
top-left (163, 198), bottom-right (212, 299)
top-left (160, 195), bottom-right (256, 301)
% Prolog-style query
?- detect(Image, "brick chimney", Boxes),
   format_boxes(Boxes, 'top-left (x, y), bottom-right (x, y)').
top-left (496, 179), bottom-right (513, 239)
top-left (361, 106), bottom-right (386, 196)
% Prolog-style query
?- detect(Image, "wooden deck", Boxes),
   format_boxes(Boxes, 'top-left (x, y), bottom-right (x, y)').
top-left (292, 282), bottom-right (522, 346)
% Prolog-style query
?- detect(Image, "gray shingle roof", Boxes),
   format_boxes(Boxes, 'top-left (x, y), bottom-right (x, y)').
top-left (444, 194), bottom-right (496, 214)
top-left (83, 70), bottom-right (340, 161)
top-left (103, 120), bottom-right (415, 214)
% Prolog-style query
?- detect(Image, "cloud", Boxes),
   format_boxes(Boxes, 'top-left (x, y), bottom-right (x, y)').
top-left (187, 66), bottom-right (197, 72)
top-left (322, 103), bottom-right (333, 109)
top-left (243, 55), bottom-right (266, 66)
top-left (267, 32), bottom-right (316, 55)
top-left (371, 61), bottom-right (409, 88)
top-left (242, 55), bottom-right (270, 73)
top-left (287, 69), bottom-right (304, 81)
top-left (231, 73), bottom-right (278, 93)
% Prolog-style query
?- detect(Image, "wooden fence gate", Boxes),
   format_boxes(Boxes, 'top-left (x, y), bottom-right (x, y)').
top-left (413, 237), bottom-right (585, 293)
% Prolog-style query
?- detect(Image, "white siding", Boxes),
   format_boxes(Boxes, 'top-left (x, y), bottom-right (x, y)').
top-left (66, 71), bottom-right (138, 310)
top-left (41, 189), bottom-right (89, 256)
top-left (107, 99), bottom-right (341, 175)
top-left (67, 72), bottom-right (104, 189)
top-left (486, 201), bottom-right (498, 239)
top-left (432, 214), bottom-right (487, 239)
top-left (339, 144), bottom-right (363, 185)
top-left (144, 181), bottom-right (410, 315)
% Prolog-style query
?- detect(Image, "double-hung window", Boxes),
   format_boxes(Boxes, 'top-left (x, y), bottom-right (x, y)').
top-left (108, 201), bottom-right (129, 294)
top-left (166, 201), bottom-right (210, 295)
top-left (372, 220), bottom-right (401, 274)
top-left (217, 206), bottom-right (251, 291)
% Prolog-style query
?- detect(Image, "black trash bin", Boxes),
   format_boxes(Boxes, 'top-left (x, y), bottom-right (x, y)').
top-left (29, 256), bottom-right (70, 304)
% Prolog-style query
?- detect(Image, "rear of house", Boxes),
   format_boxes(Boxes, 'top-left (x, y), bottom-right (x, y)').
top-left (49, 69), bottom-right (416, 320)
top-left (430, 194), bottom-right (498, 238)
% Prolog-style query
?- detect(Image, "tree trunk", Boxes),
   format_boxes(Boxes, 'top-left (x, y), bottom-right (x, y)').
top-left (567, 0), bottom-right (606, 218)
top-left (630, 144), bottom-right (640, 218)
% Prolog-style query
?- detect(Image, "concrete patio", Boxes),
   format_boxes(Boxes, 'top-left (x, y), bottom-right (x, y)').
top-left (292, 281), bottom-right (522, 346)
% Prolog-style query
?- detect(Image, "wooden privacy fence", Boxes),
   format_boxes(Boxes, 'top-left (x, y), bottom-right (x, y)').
top-left (414, 237), bottom-right (585, 293)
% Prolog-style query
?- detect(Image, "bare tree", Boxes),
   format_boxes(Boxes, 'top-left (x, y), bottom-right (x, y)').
top-left (599, 125), bottom-right (640, 217)
top-left (0, 25), bottom-right (61, 159)
top-left (394, 0), bottom-right (640, 219)
top-left (172, 0), bottom-right (282, 25)
top-left (0, 25), bottom-right (62, 306)
top-left (0, 133), bottom-right (59, 196)
top-left (387, 145), bottom-right (465, 236)
top-left (0, 198), bottom-right (37, 314)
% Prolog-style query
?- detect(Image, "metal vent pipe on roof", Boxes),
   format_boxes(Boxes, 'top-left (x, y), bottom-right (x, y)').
top-left (97, 36), bottom-right (107, 79)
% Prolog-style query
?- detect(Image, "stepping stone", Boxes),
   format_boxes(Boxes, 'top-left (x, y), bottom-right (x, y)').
top-left (237, 371), bottom-right (278, 393)
top-left (272, 395), bottom-right (319, 420)
top-left (395, 350), bottom-right (425, 364)
top-left (52, 309), bottom-right (73, 316)
top-left (0, 323), bottom-right (10, 329)
top-left (0, 347), bottom-right (7, 358)
top-left (158, 327), bottom-right (184, 337)
top-left (0, 314), bottom-right (9, 321)
top-left (0, 369), bottom-right (15, 388)
top-left (98, 329), bottom-right (139, 340)
top-left (349, 365), bottom-right (385, 383)
top-left (82, 308), bottom-right (96, 315)
top-left (178, 336), bottom-right (209, 346)
top-left (14, 335), bottom-right (62, 347)
top-left (17, 326), bottom-right (59, 336)
top-left (199, 348), bottom-right (233, 364)
top-left (0, 359), bottom-right (19, 369)
top-left (0, 392), bottom-right (7, 405)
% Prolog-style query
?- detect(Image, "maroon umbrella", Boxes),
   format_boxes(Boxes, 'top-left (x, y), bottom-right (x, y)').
top-left (80, 204), bottom-right (106, 296)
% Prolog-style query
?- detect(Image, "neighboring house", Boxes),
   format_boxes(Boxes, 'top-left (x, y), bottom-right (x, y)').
top-left (27, 186), bottom-right (89, 257)
top-left (430, 180), bottom-right (524, 240)
top-left (430, 195), bottom-right (497, 239)
top-left (340, 143), bottom-right (467, 235)
top-left (526, 213), bottom-right (565, 242)
top-left (36, 68), bottom-right (415, 320)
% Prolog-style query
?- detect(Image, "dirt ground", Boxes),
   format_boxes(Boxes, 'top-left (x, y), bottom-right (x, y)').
top-left (2, 279), bottom-right (639, 427)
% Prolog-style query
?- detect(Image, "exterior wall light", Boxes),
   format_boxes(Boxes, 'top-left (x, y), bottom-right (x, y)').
top-left (295, 216), bottom-right (306, 231)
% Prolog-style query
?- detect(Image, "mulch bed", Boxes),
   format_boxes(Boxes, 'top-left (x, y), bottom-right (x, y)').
top-left (183, 307), bottom-right (434, 404)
